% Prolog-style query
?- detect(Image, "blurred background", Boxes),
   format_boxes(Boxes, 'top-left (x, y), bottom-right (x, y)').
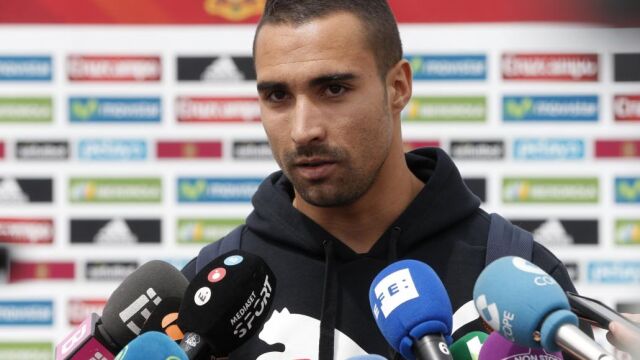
top-left (0, 0), bottom-right (638, 358)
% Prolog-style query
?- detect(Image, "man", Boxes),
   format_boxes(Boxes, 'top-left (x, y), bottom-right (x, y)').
top-left (182, 1), bottom-right (585, 358)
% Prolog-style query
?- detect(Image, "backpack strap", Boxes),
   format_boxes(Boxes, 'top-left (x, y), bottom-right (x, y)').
top-left (195, 225), bottom-right (245, 273)
top-left (485, 213), bottom-right (534, 266)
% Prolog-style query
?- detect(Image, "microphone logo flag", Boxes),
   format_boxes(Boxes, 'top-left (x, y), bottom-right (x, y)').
top-left (373, 268), bottom-right (419, 319)
top-left (475, 295), bottom-right (501, 331)
top-left (207, 268), bottom-right (226, 283)
top-left (194, 287), bottom-right (212, 306)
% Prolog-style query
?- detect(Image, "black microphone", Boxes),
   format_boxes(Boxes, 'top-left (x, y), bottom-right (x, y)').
top-left (56, 260), bottom-right (189, 359)
top-left (177, 250), bottom-right (276, 359)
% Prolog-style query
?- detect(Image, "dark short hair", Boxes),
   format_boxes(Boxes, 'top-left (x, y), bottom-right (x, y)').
top-left (253, 0), bottom-right (403, 78)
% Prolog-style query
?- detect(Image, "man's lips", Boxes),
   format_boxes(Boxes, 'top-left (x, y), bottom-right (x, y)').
top-left (292, 158), bottom-right (337, 181)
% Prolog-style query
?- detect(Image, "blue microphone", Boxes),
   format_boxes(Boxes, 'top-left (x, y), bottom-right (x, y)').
top-left (346, 355), bottom-right (388, 360)
top-left (114, 331), bottom-right (188, 360)
top-left (473, 256), bottom-right (614, 360)
top-left (369, 259), bottom-right (453, 360)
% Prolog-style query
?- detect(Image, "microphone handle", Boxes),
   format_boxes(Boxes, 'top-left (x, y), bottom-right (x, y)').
top-left (555, 324), bottom-right (614, 360)
top-left (413, 334), bottom-right (453, 360)
top-left (180, 332), bottom-right (208, 360)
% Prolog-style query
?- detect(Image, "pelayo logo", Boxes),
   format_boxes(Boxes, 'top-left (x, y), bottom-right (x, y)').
top-left (503, 177), bottom-right (598, 203)
top-left (204, 0), bottom-right (265, 21)
top-left (503, 96), bottom-right (598, 122)
top-left (69, 178), bottom-right (162, 203)
top-left (403, 96), bottom-right (486, 122)
top-left (177, 218), bottom-right (244, 244)
top-left (78, 139), bottom-right (147, 161)
top-left (615, 220), bottom-right (640, 245)
top-left (588, 261), bottom-right (640, 284)
top-left (513, 138), bottom-right (585, 160)
top-left (69, 97), bottom-right (161, 123)
top-left (615, 177), bottom-right (640, 203)
top-left (178, 178), bottom-right (261, 202)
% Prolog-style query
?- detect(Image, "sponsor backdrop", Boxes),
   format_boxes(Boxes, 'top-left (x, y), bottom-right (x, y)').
top-left (0, 0), bottom-right (639, 357)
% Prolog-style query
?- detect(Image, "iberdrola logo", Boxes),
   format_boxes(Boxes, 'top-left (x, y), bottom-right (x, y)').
top-left (505, 97), bottom-right (533, 119)
top-left (204, 0), bottom-right (266, 21)
top-left (504, 181), bottom-right (531, 201)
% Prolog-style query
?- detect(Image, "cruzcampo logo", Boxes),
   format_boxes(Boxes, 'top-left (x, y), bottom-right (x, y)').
top-left (177, 218), bottom-right (244, 244)
top-left (70, 98), bottom-right (99, 120)
top-left (69, 178), bottom-right (162, 203)
top-left (204, 0), bottom-right (265, 21)
top-left (503, 177), bottom-right (599, 203)
top-left (403, 96), bottom-right (486, 122)
top-left (616, 219), bottom-right (640, 245)
top-left (0, 97), bottom-right (52, 123)
top-left (0, 342), bottom-right (52, 360)
top-left (615, 178), bottom-right (640, 203)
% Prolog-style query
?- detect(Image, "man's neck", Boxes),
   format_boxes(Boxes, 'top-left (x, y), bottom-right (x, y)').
top-left (292, 153), bottom-right (424, 254)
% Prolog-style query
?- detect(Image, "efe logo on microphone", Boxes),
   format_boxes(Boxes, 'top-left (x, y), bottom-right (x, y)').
top-left (373, 268), bottom-right (419, 318)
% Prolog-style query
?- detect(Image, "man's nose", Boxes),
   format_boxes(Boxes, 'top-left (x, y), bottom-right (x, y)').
top-left (290, 97), bottom-right (326, 145)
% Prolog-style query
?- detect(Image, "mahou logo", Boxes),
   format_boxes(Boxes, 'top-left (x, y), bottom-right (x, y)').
top-left (503, 53), bottom-right (598, 81)
top-left (614, 95), bottom-right (640, 122)
top-left (68, 56), bottom-right (161, 82)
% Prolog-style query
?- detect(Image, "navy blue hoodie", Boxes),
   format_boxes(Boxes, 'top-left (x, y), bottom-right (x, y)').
top-left (182, 147), bottom-right (582, 359)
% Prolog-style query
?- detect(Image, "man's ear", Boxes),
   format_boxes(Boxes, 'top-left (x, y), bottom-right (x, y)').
top-left (387, 59), bottom-right (413, 115)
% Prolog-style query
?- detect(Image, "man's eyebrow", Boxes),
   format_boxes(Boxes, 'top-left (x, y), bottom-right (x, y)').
top-left (257, 81), bottom-right (288, 93)
top-left (309, 73), bottom-right (357, 87)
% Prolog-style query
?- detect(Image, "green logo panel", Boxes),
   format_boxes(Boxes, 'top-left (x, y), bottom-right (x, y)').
top-left (69, 178), bottom-right (162, 203)
top-left (177, 218), bottom-right (244, 244)
top-left (0, 342), bottom-right (52, 360)
top-left (403, 96), bottom-right (486, 122)
top-left (0, 97), bottom-right (52, 123)
top-left (503, 177), bottom-right (599, 203)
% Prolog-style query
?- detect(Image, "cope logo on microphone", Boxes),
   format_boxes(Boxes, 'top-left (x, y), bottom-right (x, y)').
top-left (512, 257), bottom-right (557, 287)
top-left (207, 267), bottom-right (226, 283)
top-left (372, 268), bottom-right (419, 319)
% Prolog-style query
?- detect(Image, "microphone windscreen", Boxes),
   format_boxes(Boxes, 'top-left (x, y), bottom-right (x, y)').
top-left (479, 331), bottom-right (563, 360)
top-left (449, 331), bottom-right (488, 360)
top-left (141, 297), bottom-right (184, 341)
top-left (114, 331), bottom-right (187, 360)
top-left (178, 250), bottom-right (276, 357)
top-left (101, 260), bottom-right (189, 348)
top-left (368, 259), bottom-right (452, 359)
top-left (472, 256), bottom-right (574, 349)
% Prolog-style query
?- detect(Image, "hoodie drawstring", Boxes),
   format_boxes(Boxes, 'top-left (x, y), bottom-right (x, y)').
top-left (319, 239), bottom-right (338, 360)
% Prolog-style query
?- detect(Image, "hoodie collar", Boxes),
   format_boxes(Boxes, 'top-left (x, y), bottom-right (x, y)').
top-left (246, 147), bottom-right (481, 260)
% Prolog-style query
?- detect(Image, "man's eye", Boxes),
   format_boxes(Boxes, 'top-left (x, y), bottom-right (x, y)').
top-left (325, 85), bottom-right (346, 97)
top-left (268, 90), bottom-right (288, 102)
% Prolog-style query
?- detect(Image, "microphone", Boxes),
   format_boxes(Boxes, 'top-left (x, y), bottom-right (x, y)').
top-left (177, 250), bottom-right (276, 358)
top-left (368, 259), bottom-right (453, 360)
top-left (449, 331), bottom-right (488, 360)
top-left (478, 331), bottom-right (562, 360)
top-left (114, 331), bottom-right (187, 360)
top-left (473, 256), bottom-right (614, 360)
top-left (56, 260), bottom-right (189, 359)
top-left (346, 355), bottom-right (388, 360)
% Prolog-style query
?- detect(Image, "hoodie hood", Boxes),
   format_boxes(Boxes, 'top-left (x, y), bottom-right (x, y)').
top-left (246, 147), bottom-right (481, 260)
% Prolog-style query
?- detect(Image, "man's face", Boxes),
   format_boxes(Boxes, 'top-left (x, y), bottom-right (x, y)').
top-left (254, 12), bottom-right (395, 207)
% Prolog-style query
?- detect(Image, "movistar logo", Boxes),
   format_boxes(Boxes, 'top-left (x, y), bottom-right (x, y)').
top-left (71, 99), bottom-right (99, 120)
top-left (180, 180), bottom-right (208, 200)
top-left (505, 97), bottom-right (533, 119)
top-left (410, 56), bottom-right (424, 74)
top-left (617, 178), bottom-right (640, 202)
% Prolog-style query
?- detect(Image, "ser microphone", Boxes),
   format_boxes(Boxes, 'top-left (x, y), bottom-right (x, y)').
top-left (114, 331), bottom-right (187, 360)
top-left (473, 256), bottom-right (614, 360)
top-left (369, 259), bottom-right (453, 360)
top-left (449, 331), bottom-right (487, 360)
top-left (479, 331), bottom-right (562, 360)
top-left (177, 250), bottom-right (276, 359)
top-left (56, 260), bottom-right (189, 360)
